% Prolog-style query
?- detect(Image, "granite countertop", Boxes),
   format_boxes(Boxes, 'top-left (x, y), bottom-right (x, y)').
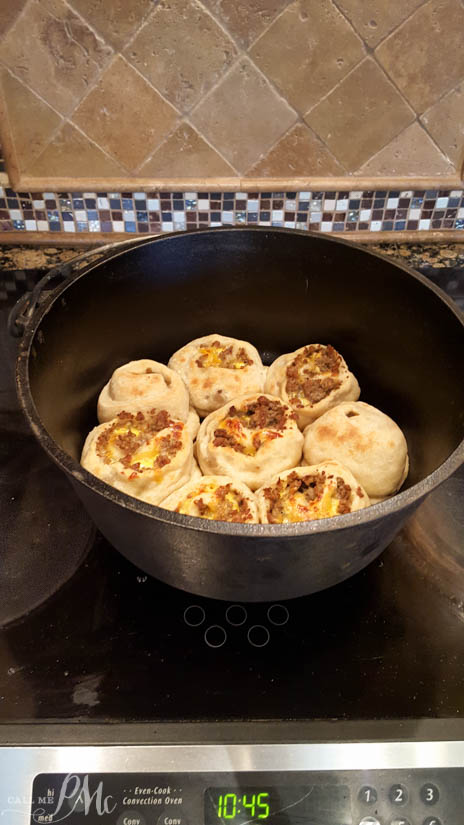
top-left (1, 240), bottom-right (463, 310)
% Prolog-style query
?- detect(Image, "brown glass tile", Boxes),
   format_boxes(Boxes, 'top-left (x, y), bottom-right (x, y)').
top-left (310, 223), bottom-right (321, 230)
top-left (198, 212), bottom-right (209, 221)
top-left (443, 218), bottom-right (455, 227)
top-left (260, 199), bottom-right (271, 210)
top-left (149, 221), bottom-right (161, 231)
top-left (0, 68), bottom-right (62, 170)
top-left (423, 199), bottom-right (436, 209)
top-left (433, 210), bottom-right (445, 218)
top-left (35, 210), bottom-right (46, 220)
top-left (126, 0), bottom-right (237, 113)
top-left (358, 222), bottom-right (369, 230)
top-left (284, 211), bottom-right (295, 220)
top-left (99, 210), bottom-right (111, 220)
top-left (0, 0), bottom-right (113, 116)
top-left (72, 56), bottom-right (178, 172)
top-left (70, 0), bottom-right (153, 51)
top-left (422, 82), bottom-right (464, 169)
top-left (186, 213), bottom-right (197, 223)
top-left (273, 199), bottom-right (284, 208)
top-left (358, 123), bottom-right (454, 176)
top-left (210, 201), bottom-right (221, 210)
top-left (306, 59), bottom-right (414, 171)
top-left (334, 212), bottom-right (346, 221)
top-left (140, 123), bottom-right (234, 177)
top-left (250, 0), bottom-right (364, 114)
top-left (0, 210), bottom-right (8, 219)
top-left (438, 190), bottom-right (451, 197)
top-left (191, 58), bottom-right (296, 173)
top-left (407, 220), bottom-right (418, 229)
top-left (376, 0), bottom-right (464, 113)
top-left (360, 199), bottom-right (372, 208)
top-left (335, 0), bottom-right (424, 47)
top-left (201, 0), bottom-right (289, 48)
top-left (111, 210), bottom-right (123, 220)
top-left (384, 209), bottom-right (395, 219)
top-left (149, 212), bottom-right (160, 221)
top-left (26, 123), bottom-right (123, 177)
top-left (0, 220), bottom-right (14, 230)
top-left (431, 219), bottom-right (443, 228)
top-left (346, 223), bottom-right (357, 231)
top-left (248, 123), bottom-right (344, 177)
top-left (422, 210), bottom-right (433, 219)
top-left (372, 209), bottom-right (383, 220)
top-left (322, 212), bottom-right (333, 221)
top-left (446, 208), bottom-right (457, 218)
top-left (23, 210), bottom-right (34, 220)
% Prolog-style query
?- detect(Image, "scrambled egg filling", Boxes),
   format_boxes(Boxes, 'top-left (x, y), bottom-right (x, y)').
top-left (217, 415), bottom-right (279, 456)
top-left (103, 424), bottom-right (160, 468)
top-left (279, 485), bottom-right (340, 522)
top-left (177, 483), bottom-right (243, 519)
top-left (197, 345), bottom-right (250, 369)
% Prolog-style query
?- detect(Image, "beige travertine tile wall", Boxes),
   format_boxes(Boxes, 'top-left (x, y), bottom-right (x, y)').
top-left (0, 0), bottom-right (463, 187)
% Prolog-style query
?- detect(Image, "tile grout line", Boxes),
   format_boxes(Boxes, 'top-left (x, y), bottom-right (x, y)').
top-left (332, 0), bottom-right (430, 52)
top-left (0, 0), bottom-right (35, 48)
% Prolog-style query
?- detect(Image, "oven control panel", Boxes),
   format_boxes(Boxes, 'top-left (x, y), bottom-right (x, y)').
top-left (30, 770), bottom-right (459, 824)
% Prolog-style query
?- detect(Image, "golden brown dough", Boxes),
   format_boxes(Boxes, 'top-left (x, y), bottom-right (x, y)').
top-left (303, 401), bottom-right (409, 499)
top-left (81, 409), bottom-right (193, 506)
top-left (97, 359), bottom-right (189, 424)
top-left (256, 460), bottom-right (370, 523)
top-left (196, 393), bottom-right (303, 490)
top-left (168, 334), bottom-right (266, 416)
top-left (265, 343), bottom-right (360, 429)
top-left (160, 475), bottom-right (259, 523)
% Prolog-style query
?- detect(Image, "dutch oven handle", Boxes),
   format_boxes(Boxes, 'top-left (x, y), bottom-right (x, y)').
top-left (8, 236), bottom-right (155, 338)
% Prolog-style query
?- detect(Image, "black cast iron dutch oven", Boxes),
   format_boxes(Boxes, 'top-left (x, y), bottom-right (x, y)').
top-left (11, 229), bottom-right (464, 601)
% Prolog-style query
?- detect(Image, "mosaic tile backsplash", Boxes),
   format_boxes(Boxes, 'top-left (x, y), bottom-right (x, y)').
top-left (1, 185), bottom-right (464, 236)
top-left (0, 0), bottom-right (463, 189)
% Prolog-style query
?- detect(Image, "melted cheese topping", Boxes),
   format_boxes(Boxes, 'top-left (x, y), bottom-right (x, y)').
top-left (272, 477), bottom-right (342, 523)
top-left (218, 416), bottom-right (282, 456)
top-left (176, 482), bottom-right (243, 519)
top-left (198, 345), bottom-right (250, 369)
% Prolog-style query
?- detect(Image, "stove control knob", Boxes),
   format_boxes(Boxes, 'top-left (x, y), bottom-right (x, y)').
top-left (359, 818), bottom-right (381, 825)
top-left (390, 818), bottom-right (411, 825)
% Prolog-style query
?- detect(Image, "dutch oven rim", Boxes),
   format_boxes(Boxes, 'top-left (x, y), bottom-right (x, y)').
top-left (15, 227), bottom-right (464, 539)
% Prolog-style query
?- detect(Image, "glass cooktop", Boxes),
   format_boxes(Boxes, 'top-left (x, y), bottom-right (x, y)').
top-left (0, 261), bottom-right (463, 725)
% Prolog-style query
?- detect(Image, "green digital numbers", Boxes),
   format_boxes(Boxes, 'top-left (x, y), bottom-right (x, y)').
top-left (257, 792), bottom-right (270, 819)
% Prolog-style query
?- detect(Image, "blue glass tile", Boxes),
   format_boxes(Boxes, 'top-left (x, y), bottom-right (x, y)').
top-left (382, 221), bottom-right (394, 230)
top-left (456, 219), bottom-right (464, 229)
top-left (376, 190), bottom-right (387, 197)
top-left (347, 210), bottom-right (359, 222)
top-left (272, 192), bottom-right (285, 198)
top-left (124, 221), bottom-right (136, 232)
top-left (136, 211), bottom-right (148, 221)
top-left (389, 191), bottom-right (400, 197)
top-left (298, 202), bottom-right (309, 211)
top-left (248, 213), bottom-right (258, 223)
top-left (49, 223), bottom-right (61, 231)
top-left (122, 198), bottom-right (133, 209)
top-left (59, 197), bottom-right (72, 209)
top-left (7, 198), bottom-right (18, 208)
top-left (0, 199), bottom-right (5, 208)
top-left (5, 188), bottom-right (16, 196)
top-left (87, 210), bottom-right (98, 220)
top-left (260, 211), bottom-right (270, 220)
top-left (13, 220), bottom-right (25, 230)
top-left (71, 192), bottom-right (84, 198)
top-left (84, 198), bottom-right (96, 208)
top-left (236, 211), bottom-right (246, 223)
top-left (211, 212), bottom-right (221, 221)
top-left (77, 221), bottom-right (88, 232)
top-left (173, 200), bottom-right (184, 211)
top-left (394, 221), bottom-right (406, 230)
top-left (72, 199), bottom-right (84, 209)
top-left (109, 198), bottom-right (121, 209)
top-left (297, 212), bottom-right (307, 221)
top-left (348, 199), bottom-right (360, 208)
top-left (448, 198), bottom-right (460, 207)
top-left (47, 210), bottom-right (60, 222)
top-left (185, 199), bottom-right (197, 210)
top-left (373, 199), bottom-right (385, 208)
top-left (333, 222), bottom-right (344, 231)
top-left (61, 211), bottom-right (74, 221)
top-left (162, 212), bottom-right (172, 220)
top-left (425, 190), bottom-right (438, 198)
top-left (286, 192), bottom-right (297, 198)
top-left (411, 197), bottom-right (423, 208)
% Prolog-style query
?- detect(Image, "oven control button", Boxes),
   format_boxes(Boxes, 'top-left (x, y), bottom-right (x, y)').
top-left (422, 818), bottom-right (442, 825)
top-left (420, 784), bottom-right (440, 805)
top-left (157, 814), bottom-right (188, 825)
top-left (358, 786), bottom-right (378, 805)
top-left (389, 784), bottom-right (408, 805)
top-left (359, 817), bottom-right (381, 825)
top-left (390, 818), bottom-right (411, 825)
top-left (116, 812), bottom-right (147, 825)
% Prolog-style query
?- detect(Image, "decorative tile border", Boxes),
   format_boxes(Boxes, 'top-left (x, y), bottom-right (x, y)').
top-left (0, 187), bottom-right (463, 236)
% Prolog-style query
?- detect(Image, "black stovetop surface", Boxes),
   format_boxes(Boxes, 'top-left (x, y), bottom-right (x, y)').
top-left (1, 259), bottom-right (464, 725)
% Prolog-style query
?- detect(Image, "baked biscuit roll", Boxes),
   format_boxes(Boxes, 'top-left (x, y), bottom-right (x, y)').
top-left (265, 344), bottom-right (360, 429)
top-left (81, 410), bottom-right (193, 506)
top-left (161, 475), bottom-right (259, 523)
top-left (256, 461), bottom-right (370, 523)
top-left (168, 334), bottom-right (266, 417)
top-left (196, 394), bottom-right (303, 491)
top-left (303, 401), bottom-right (409, 499)
top-left (185, 406), bottom-right (200, 441)
top-left (97, 359), bottom-right (190, 424)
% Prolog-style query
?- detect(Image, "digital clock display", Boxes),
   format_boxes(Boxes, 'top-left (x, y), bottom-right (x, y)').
top-left (204, 785), bottom-right (351, 824)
